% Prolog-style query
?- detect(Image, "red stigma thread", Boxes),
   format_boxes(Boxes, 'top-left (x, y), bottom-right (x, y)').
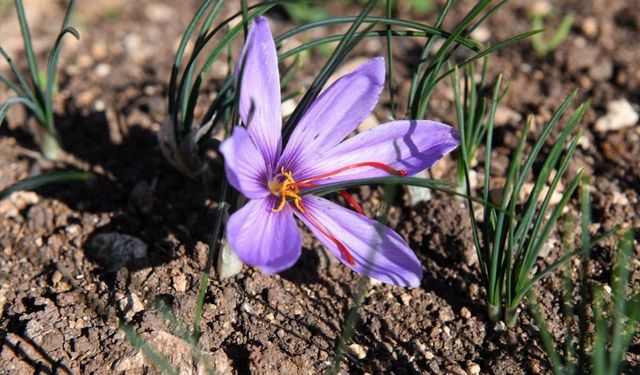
top-left (301, 203), bottom-right (356, 266)
top-left (339, 190), bottom-right (365, 215)
top-left (299, 162), bottom-right (407, 185)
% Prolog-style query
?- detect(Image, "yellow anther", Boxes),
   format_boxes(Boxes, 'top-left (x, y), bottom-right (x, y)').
top-left (271, 167), bottom-right (304, 212)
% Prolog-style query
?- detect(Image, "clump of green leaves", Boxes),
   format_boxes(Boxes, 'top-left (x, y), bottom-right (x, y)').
top-left (529, 3), bottom-right (574, 57)
top-left (530, 178), bottom-right (639, 375)
top-left (450, 58), bottom-right (506, 194)
top-left (458, 81), bottom-right (589, 326)
top-left (0, 0), bottom-right (78, 160)
top-left (407, 0), bottom-right (540, 120)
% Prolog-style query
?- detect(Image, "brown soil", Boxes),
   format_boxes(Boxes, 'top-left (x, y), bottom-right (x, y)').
top-left (1, 0), bottom-right (639, 374)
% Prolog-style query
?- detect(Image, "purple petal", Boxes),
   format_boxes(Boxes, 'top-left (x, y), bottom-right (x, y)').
top-left (226, 196), bottom-right (302, 274)
top-left (295, 196), bottom-right (422, 287)
top-left (219, 126), bottom-right (270, 199)
top-left (295, 120), bottom-right (460, 183)
top-left (237, 16), bottom-right (282, 168)
top-left (280, 57), bottom-right (385, 173)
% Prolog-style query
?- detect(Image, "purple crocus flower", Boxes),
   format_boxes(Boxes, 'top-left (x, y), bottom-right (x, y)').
top-left (220, 17), bottom-right (460, 287)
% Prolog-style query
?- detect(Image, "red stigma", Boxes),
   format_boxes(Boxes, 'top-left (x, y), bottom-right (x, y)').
top-left (301, 203), bottom-right (356, 266)
top-left (339, 190), bottom-right (365, 215)
top-left (299, 162), bottom-right (408, 185)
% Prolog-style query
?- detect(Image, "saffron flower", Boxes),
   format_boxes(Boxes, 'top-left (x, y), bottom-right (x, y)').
top-left (220, 17), bottom-right (460, 287)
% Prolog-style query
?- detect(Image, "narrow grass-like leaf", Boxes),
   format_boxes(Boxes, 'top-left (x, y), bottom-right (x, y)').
top-left (120, 322), bottom-right (179, 375)
top-left (434, 30), bottom-right (542, 85)
top-left (608, 230), bottom-right (633, 373)
top-left (182, 3), bottom-right (276, 134)
top-left (14, 0), bottom-right (42, 90)
top-left (528, 290), bottom-right (565, 374)
top-left (278, 30), bottom-right (447, 61)
top-left (300, 176), bottom-right (503, 210)
top-left (168, 0), bottom-right (214, 115)
top-left (0, 96), bottom-right (44, 124)
top-left (0, 171), bottom-right (90, 200)
top-left (282, 0), bottom-right (379, 140)
top-left (0, 74), bottom-right (26, 97)
top-left (547, 14), bottom-right (574, 51)
top-left (413, 0), bottom-right (492, 118)
top-left (45, 26), bottom-right (79, 127)
top-left (385, 0), bottom-right (396, 118)
top-left (274, 16), bottom-right (481, 51)
top-left (408, 0), bottom-right (453, 110)
top-left (0, 47), bottom-right (40, 108)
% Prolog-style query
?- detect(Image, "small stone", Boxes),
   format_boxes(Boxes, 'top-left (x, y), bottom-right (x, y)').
top-left (443, 325), bottom-right (451, 337)
top-left (94, 63), bottom-right (111, 78)
top-left (241, 302), bottom-right (255, 315)
top-left (193, 241), bottom-right (209, 269)
top-left (567, 43), bottom-right (599, 73)
top-left (51, 270), bottom-right (63, 284)
top-left (407, 170), bottom-right (433, 205)
top-left (589, 59), bottom-right (613, 81)
top-left (76, 54), bottom-right (94, 68)
top-left (466, 361), bottom-right (481, 375)
top-left (145, 3), bottom-right (172, 22)
top-left (400, 293), bottom-right (412, 306)
top-left (581, 16), bottom-right (598, 38)
top-left (0, 191), bottom-right (39, 218)
top-left (265, 312), bottom-right (276, 323)
top-left (90, 42), bottom-right (108, 60)
top-left (348, 343), bottom-right (368, 360)
top-left (594, 99), bottom-right (639, 132)
top-left (460, 307), bottom-right (472, 319)
top-left (86, 233), bottom-right (148, 271)
top-left (529, 0), bottom-right (552, 17)
top-left (173, 275), bottom-right (187, 293)
top-left (64, 224), bottom-right (81, 238)
top-left (118, 292), bottom-right (144, 320)
top-left (428, 360), bottom-right (441, 373)
top-left (494, 321), bottom-right (507, 332)
top-left (611, 190), bottom-right (629, 205)
top-left (539, 237), bottom-right (559, 258)
top-left (35, 237), bottom-right (44, 247)
top-left (471, 25), bottom-right (490, 43)
top-left (423, 350), bottom-right (435, 360)
top-left (445, 364), bottom-right (467, 375)
top-left (438, 307), bottom-right (455, 323)
top-left (494, 105), bottom-right (522, 126)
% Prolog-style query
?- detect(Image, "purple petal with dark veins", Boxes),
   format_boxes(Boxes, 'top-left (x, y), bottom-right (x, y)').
top-left (237, 16), bottom-right (282, 169)
top-left (280, 57), bottom-right (385, 173)
top-left (293, 120), bottom-right (460, 184)
top-left (226, 196), bottom-right (302, 274)
top-left (219, 126), bottom-right (270, 199)
top-left (295, 195), bottom-right (422, 287)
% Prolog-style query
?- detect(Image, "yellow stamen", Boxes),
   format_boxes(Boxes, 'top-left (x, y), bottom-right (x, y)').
top-left (270, 167), bottom-right (304, 212)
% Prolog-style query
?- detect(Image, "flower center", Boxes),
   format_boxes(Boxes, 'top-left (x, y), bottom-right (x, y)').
top-left (269, 167), bottom-right (305, 212)
top-left (268, 162), bottom-right (408, 267)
